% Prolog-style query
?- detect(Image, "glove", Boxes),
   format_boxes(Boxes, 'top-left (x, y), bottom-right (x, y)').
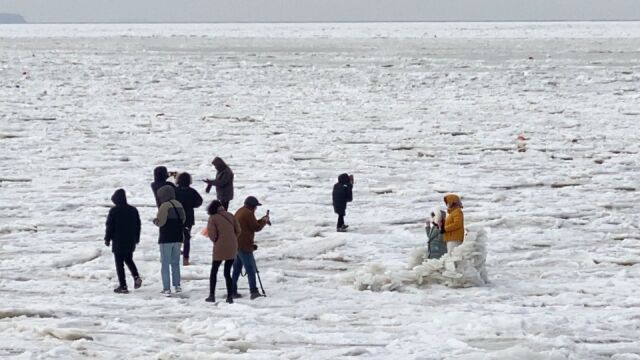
top-left (253, 244), bottom-right (258, 251)
top-left (104, 240), bottom-right (110, 247)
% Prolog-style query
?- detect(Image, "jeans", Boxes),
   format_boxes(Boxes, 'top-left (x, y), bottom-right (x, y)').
top-left (183, 226), bottom-right (192, 259)
top-left (210, 259), bottom-right (234, 297)
top-left (114, 252), bottom-right (139, 288)
top-left (159, 242), bottom-right (181, 291)
top-left (337, 214), bottom-right (345, 229)
top-left (232, 250), bottom-right (257, 293)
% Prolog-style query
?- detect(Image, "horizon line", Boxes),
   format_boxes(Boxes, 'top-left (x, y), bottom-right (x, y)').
top-left (6, 19), bottom-right (640, 25)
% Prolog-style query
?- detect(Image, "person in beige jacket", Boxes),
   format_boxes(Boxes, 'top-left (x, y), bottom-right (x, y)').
top-left (205, 200), bottom-right (241, 303)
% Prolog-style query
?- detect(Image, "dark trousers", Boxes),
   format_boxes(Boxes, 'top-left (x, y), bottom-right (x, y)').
top-left (114, 252), bottom-right (139, 288)
top-left (210, 259), bottom-right (234, 297)
top-left (221, 200), bottom-right (230, 211)
top-left (183, 225), bottom-right (192, 259)
top-left (337, 214), bottom-right (345, 229)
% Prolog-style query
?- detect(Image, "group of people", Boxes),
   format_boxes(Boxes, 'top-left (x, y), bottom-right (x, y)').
top-left (425, 194), bottom-right (465, 259)
top-left (104, 159), bottom-right (465, 301)
top-left (104, 157), bottom-right (270, 303)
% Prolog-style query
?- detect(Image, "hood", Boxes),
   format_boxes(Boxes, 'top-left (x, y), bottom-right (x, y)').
top-left (338, 173), bottom-right (350, 185)
top-left (111, 189), bottom-right (127, 206)
top-left (444, 194), bottom-right (463, 210)
top-left (153, 166), bottom-right (169, 183)
top-left (213, 157), bottom-right (227, 172)
top-left (157, 185), bottom-right (176, 203)
top-left (431, 207), bottom-right (446, 224)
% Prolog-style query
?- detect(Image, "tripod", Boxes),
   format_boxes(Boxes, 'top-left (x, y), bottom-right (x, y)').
top-left (252, 256), bottom-right (267, 297)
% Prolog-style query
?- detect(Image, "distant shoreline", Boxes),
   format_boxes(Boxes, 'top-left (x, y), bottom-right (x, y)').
top-left (0, 13), bottom-right (26, 24)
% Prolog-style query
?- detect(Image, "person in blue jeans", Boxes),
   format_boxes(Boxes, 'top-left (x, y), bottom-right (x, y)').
top-left (153, 185), bottom-right (186, 297)
top-left (232, 196), bottom-right (270, 300)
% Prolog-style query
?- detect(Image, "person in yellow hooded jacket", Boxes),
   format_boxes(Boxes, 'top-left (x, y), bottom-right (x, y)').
top-left (442, 194), bottom-right (464, 252)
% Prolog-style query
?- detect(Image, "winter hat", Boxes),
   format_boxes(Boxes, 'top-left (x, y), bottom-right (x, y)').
top-left (244, 196), bottom-right (262, 207)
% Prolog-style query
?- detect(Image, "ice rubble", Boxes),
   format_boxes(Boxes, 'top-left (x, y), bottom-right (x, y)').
top-left (346, 228), bottom-right (488, 291)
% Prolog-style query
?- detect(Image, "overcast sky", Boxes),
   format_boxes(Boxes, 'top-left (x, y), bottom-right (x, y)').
top-left (1, 0), bottom-right (640, 23)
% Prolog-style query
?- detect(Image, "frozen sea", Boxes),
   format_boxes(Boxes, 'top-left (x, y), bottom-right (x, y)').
top-left (1, 22), bottom-right (639, 359)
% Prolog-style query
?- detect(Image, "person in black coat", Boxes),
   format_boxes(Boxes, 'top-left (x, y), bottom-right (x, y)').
top-left (105, 189), bottom-right (142, 293)
top-left (204, 157), bottom-right (234, 210)
top-left (332, 173), bottom-right (353, 232)
top-left (175, 172), bottom-right (203, 266)
top-left (151, 166), bottom-right (176, 207)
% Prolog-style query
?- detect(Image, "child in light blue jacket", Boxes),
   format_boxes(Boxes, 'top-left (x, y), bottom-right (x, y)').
top-left (426, 208), bottom-right (446, 259)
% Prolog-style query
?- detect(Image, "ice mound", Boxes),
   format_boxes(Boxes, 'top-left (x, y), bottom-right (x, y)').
top-left (40, 328), bottom-right (94, 341)
top-left (346, 228), bottom-right (488, 291)
top-left (411, 228), bottom-right (489, 288)
top-left (407, 247), bottom-right (427, 269)
top-left (342, 263), bottom-right (402, 292)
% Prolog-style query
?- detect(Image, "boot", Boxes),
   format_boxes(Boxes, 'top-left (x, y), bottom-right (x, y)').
top-left (231, 292), bottom-right (242, 299)
top-left (205, 294), bottom-right (215, 303)
top-left (114, 286), bottom-right (129, 294)
top-left (250, 291), bottom-right (263, 300)
top-left (183, 258), bottom-right (190, 266)
top-left (226, 295), bottom-right (234, 304)
top-left (134, 277), bottom-right (142, 289)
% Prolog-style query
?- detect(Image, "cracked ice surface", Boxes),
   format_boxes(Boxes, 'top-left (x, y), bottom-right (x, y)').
top-left (0, 22), bottom-right (639, 359)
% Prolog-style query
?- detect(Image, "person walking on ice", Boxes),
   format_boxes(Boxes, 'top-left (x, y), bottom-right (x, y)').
top-left (104, 189), bottom-right (143, 294)
top-left (332, 173), bottom-right (353, 232)
top-left (442, 194), bottom-right (465, 253)
top-left (153, 185), bottom-right (186, 296)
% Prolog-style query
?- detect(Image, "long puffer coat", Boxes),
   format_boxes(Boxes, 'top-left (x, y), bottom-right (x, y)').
top-left (443, 194), bottom-right (464, 242)
top-left (332, 173), bottom-right (353, 216)
top-left (105, 189), bottom-right (141, 254)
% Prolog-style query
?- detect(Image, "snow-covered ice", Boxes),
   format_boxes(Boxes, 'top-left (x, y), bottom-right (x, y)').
top-left (1, 22), bottom-right (639, 359)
